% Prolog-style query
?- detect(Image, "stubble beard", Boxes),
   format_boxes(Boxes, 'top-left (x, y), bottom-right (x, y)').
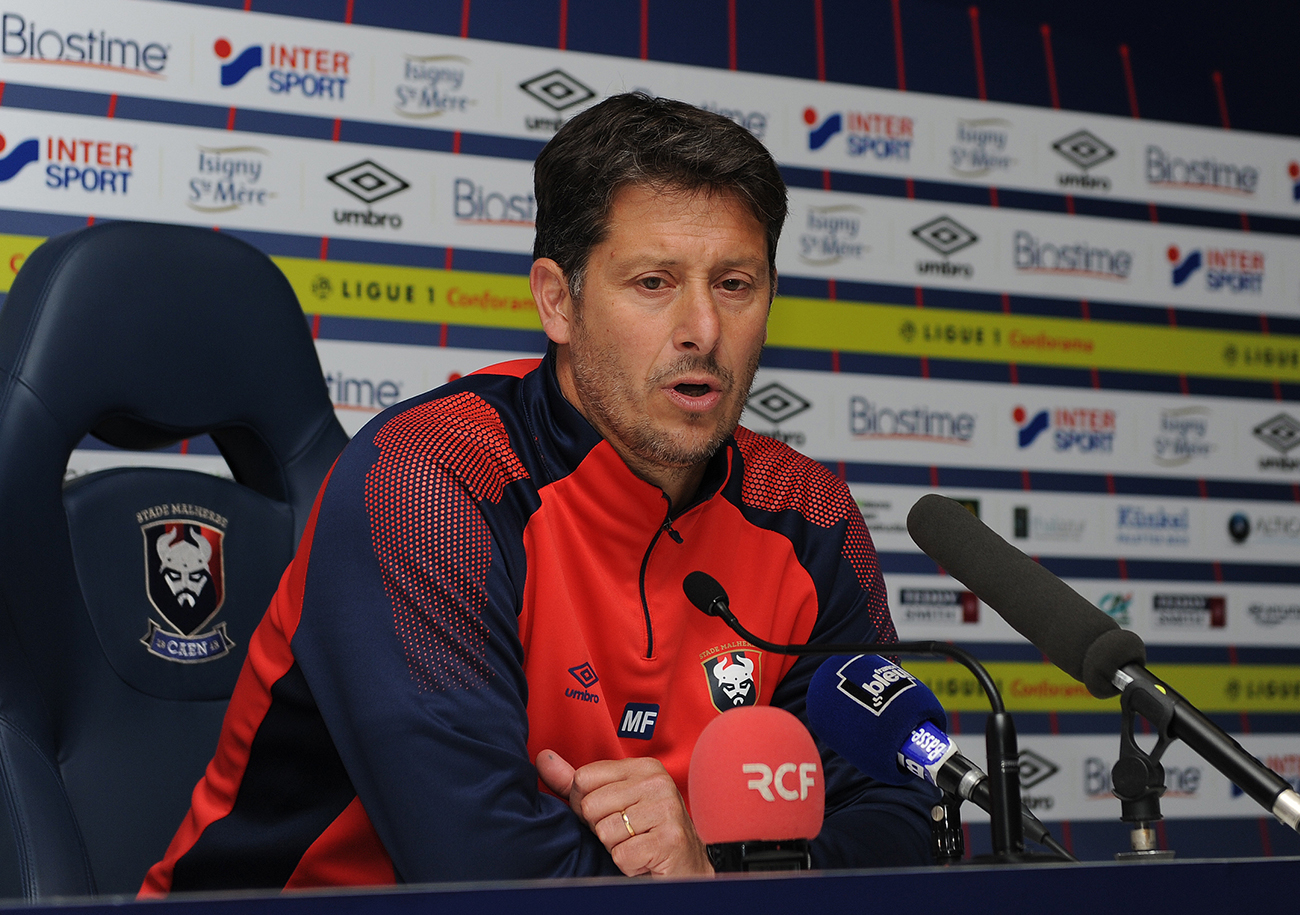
top-left (568, 329), bottom-right (763, 472)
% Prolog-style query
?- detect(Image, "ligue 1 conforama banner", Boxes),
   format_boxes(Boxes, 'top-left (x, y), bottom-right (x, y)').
top-left (3, 0), bottom-right (1300, 694)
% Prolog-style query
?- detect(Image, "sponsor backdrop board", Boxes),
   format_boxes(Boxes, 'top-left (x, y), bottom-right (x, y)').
top-left (6, 0), bottom-right (1299, 862)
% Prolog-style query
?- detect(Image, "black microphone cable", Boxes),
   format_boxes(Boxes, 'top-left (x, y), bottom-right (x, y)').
top-left (682, 570), bottom-right (1077, 863)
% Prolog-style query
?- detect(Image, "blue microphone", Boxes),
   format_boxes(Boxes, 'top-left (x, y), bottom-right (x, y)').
top-left (806, 655), bottom-right (1060, 851)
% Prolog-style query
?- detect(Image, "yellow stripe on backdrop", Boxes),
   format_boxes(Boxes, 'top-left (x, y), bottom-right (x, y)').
top-left (3, 233), bottom-right (1298, 383)
top-left (908, 661), bottom-right (1300, 713)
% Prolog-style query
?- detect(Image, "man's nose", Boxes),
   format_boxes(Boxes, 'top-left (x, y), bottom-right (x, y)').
top-left (674, 283), bottom-right (721, 352)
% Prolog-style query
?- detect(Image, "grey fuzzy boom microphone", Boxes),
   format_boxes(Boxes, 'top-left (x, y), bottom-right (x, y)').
top-left (906, 493), bottom-right (1144, 699)
top-left (905, 493), bottom-right (1300, 834)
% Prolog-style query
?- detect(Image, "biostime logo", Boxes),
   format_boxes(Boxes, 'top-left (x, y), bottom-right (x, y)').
top-left (849, 397), bottom-right (975, 444)
top-left (1145, 145), bottom-right (1257, 196)
top-left (1167, 244), bottom-right (1263, 294)
top-left (803, 106), bottom-right (913, 160)
top-left (1013, 405), bottom-right (1115, 453)
top-left (0, 132), bottom-right (135, 194)
top-left (1012, 230), bottom-right (1131, 281)
top-left (453, 178), bottom-right (535, 226)
top-left (213, 37), bottom-right (350, 99)
top-left (1051, 129), bottom-right (1114, 191)
top-left (1, 13), bottom-right (168, 77)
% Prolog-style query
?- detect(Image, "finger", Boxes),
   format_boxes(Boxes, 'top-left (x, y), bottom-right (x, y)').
top-left (534, 749), bottom-right (577, 801)
top-left (592, 806), bottom-right (639, 851)
top-left (571, 760), bottom-right (674, 827)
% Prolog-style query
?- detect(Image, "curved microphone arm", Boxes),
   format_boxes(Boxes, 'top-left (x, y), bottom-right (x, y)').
top-left (706, 610), bottom-right (1006, 716)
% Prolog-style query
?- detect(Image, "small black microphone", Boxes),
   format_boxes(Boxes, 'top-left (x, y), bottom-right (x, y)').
top-left (682, 570), bottom-right (1039, 860)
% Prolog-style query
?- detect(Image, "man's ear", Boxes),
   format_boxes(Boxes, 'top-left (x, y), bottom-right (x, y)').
top-left (531, 258), bottom-right (573, 345)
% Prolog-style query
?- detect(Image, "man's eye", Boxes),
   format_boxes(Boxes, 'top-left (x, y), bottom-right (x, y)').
top-left (640, 277), bottom-right (664, 290)
top-left (720, 278), bottom-right (748, 291)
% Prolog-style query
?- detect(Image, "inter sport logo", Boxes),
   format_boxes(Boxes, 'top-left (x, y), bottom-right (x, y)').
top-left (0, 133), bottom-right (39, 182)
top-left (1169, 245), bottom-right (1202, 286)
top-left (214, 37), bottom-right (350, 98)
top-left (214, 38), bottom-right (262, 86)
top-left (804, 107), bottom-right (842, 151)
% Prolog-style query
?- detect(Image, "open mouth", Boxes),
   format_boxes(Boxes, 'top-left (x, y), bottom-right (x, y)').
top-left (675, 383), bottom-right (711, 397)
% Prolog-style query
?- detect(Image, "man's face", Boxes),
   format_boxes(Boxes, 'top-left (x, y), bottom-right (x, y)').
top-left (550, 184), bottom-right (771, 478)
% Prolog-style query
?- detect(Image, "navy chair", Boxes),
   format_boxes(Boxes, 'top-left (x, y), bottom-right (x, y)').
top-left (0, 222), bottom-right (349, 900)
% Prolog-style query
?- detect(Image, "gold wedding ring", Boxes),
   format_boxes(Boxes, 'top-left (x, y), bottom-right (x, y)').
top-left (621, 810), bottom-right (635, 837)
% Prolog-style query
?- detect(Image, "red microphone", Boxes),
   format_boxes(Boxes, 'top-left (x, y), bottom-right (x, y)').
top-left (688, 705), bottom-right (825, 871)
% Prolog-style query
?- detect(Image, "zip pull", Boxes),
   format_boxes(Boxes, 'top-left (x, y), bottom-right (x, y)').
top-left (659, 492), bottom-right (684, 544)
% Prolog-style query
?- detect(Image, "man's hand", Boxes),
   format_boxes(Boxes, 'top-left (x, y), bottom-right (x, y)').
top-left (536, 750), bottom-right (714, 877)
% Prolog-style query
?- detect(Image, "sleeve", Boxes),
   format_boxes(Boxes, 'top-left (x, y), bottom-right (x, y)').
top-left (768, 486), bottom-right (939, 869)
top-left (290, 396), bottom-right (621, 883)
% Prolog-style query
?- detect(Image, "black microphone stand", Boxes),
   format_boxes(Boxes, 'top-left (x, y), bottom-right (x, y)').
top-left (694, 592), bottom-right (1033, 862)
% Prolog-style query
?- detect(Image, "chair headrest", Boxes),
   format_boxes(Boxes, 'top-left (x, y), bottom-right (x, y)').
top-left (0, 221), bottom-right (347, 527)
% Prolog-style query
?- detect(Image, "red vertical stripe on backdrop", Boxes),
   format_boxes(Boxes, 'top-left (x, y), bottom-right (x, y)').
top-left (460, 0), bottom-right (471, 37)
top-left (439, 323), bottom-right (449, 347)
top-left (1020, 468), bottom-right (1031, 491)
top-left (1212, 72), bottom-right (1253, 233)
top-left (890, 0), bottom-right (907, 91)
top-left (180, 439), bottom-right (190, 455)
top-left (1119, 45), bottom-right (1140, 119)
top-left (830, 351), bottom-right (840, 372)
top-left (827, 278), bottom-right (837, 300)
top-left (835, 461), bottom-right (846, 481)
top-left (929, 466), bottom-right (940, 488)
top-left (242, 0), bottom-right (252, 10)
top-left (728, 0), bottom-right (738, 71)
top-left (343, 0), bottom-right (354, 23)
top-left (812, 0), bottom-right (825, 81)
top-left (0, 82), bottom-right (7, 106)
top-left (1212, 71), bottom-right (1231, 130)
top-left (1259, 820), bottom-right (1275, 858)
top-left (445, 248), bottom-right (454, 271)
top-left (331, 119), bottom-right (341, 142)
top-left (319, 237), bottom-right (329, 260)
top-left (1040, 25), bottom-right (1060, 109)
top-left (558, 0), bottom-right (569, 50)
top-left (85, 215), bottom-right (95, 226)
top-left (640, 0), bottom-right (649, 60)
top-left (311, 313), bottom-right (321, 339)
top-left (106, 94), bottom-right (118, 118)
top-left (226, 107), bottom-right (237, 130)
top-left (968, 7), bottom-right (987, 101)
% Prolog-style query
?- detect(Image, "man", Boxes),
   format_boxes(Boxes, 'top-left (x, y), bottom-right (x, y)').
top-left (141, 93), bottom-right (934, 894)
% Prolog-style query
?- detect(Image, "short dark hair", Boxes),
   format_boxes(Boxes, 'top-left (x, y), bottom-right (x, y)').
top-left (532, 92), bottom-right (787, 300)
